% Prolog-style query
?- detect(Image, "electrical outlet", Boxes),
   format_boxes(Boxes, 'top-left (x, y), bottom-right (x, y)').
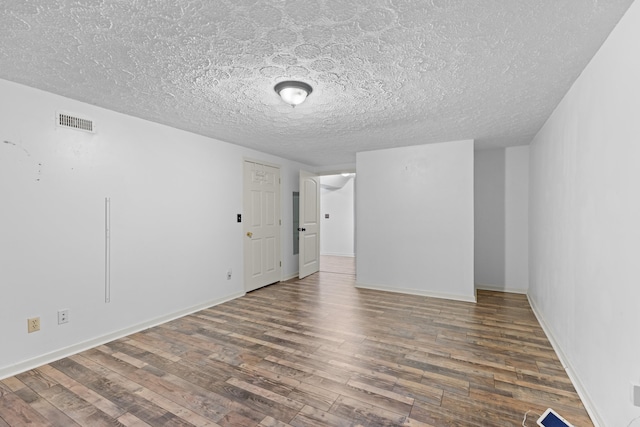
top-left (27, 317), bottom-right (40, 333)
top-left (58, 309), bottom-right (69, 325)
top-left (227, 268), bottom-right (232, 280)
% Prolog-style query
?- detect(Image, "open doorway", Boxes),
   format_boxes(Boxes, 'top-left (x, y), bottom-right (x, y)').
top-left (319, 173), bottom-right (355, 275)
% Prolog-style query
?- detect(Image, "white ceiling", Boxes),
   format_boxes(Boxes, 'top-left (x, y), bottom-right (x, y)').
top-left (0, 0), bottom-right (634, 167)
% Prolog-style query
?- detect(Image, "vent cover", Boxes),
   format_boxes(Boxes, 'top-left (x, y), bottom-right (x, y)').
top-left (57, 113), bottom-right (94, 132)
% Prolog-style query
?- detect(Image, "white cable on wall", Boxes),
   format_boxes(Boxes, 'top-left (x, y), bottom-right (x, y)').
top-left (105, 197), bottom-right (111, 303)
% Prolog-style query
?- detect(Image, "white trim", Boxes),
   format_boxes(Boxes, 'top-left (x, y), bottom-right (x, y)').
top-left (356, 282), bottom-right (477, 303)
top-left (282, 272), bottom-right (299, 282)
top-left (0, 292), bottom-right (245, 381)
top-left (527, 294), bottom-right (603, 427)
top-left (242, 156), bottom-right (282, 170)
top-left (320, 252), bottom-right (355, 257)
top-left (475, 284), bottom-right (528, 294)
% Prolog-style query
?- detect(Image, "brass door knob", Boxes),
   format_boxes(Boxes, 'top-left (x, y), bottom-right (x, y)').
top-left (246, 232), bottom-right (253, 238)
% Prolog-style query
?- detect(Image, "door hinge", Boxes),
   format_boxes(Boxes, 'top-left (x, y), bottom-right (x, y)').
top-left (279, 261), bottom-right (282, 267)
top-left (279, 219), bottom-right (281, 225)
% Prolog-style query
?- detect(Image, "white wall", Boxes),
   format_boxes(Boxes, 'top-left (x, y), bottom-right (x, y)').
top-left (505, 146), bottom-right (529, 292)
top-left (320, 174), bottom-right (355, 257)
top-left (356, 140), bottom-right (475, 302)
top-left (529, 1), bottom-right (640, 426)
top-left (0, 79), bottom-right (310, 378)
top-left (474, 149), bottom-right (505, 287)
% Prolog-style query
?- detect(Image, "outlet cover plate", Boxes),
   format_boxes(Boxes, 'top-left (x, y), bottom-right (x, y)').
top-left (28, 317), bottom-right (40, 333)
top-left (58, 310), bottom-right (69, 324)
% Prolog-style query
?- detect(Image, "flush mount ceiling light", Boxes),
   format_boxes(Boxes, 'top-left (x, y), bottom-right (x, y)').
top-left (274, 81), bottom-right (313, 107)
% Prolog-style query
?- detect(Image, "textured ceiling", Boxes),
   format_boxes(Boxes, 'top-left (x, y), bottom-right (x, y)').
top-left (0, 0), bottom-right (634, 166)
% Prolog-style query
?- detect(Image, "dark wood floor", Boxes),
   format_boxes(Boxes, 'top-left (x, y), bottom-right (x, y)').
top-left (0, 256), bottom-right (593, 426)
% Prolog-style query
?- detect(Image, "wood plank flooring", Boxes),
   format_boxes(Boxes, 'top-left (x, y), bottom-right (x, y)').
top-left (0, 256), bottom-right (593, 426)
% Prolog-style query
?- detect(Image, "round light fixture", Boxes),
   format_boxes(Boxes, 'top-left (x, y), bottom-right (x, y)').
top-left (274, 81), bottom-right (313, 107)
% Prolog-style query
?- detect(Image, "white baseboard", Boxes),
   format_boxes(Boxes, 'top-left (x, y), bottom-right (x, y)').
top-left (0, 291), bottom-right (245, 381)
top-left (527, 294), bottom-right (603, 427)
top-left (355, 282), bottom-right (477, 303)
top-left (320, 252), bottom-right (355, 257)
top-left (475, 284), bottom-right (528, 294)
top-left (282, 272), bottom-right (299, 281)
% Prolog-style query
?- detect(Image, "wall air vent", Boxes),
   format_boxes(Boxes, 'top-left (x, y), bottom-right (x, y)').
top-left (57, 112), bottom-right (94, 133)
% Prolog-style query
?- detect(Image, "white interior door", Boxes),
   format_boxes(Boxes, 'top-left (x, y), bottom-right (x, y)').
top-left (243, 161), bottom-right (281, 292)
top-left (299, 170), bottom-right (320, 279)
